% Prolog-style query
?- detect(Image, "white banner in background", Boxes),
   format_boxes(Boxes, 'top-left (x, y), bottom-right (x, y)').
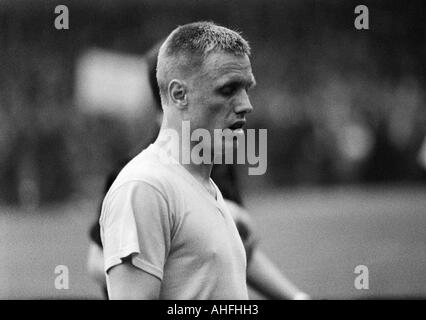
top-left (75, 49), bottom-right (154, 119)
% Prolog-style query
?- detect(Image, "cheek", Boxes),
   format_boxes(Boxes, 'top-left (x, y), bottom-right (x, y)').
top-left (191, 92), bottom-right (232, 127)
top-left (206, 98), bottom-right (233, 119)
top-left (206, 103), bottom-right (231, 128)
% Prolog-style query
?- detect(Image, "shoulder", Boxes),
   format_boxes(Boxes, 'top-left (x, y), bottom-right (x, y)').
top-left (99, 177), bottom-right (175, 240)
top-left (107, 149), bottom-right (175, 200)
top-left (101, 149), bottom-right (183, 220)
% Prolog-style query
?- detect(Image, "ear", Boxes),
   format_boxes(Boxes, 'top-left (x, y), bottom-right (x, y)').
top-left (168, 79), bottom-right (188, 108)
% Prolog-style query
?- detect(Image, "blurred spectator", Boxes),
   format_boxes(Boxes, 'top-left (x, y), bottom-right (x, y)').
top-left (0, 0), bottom-right (425, 206)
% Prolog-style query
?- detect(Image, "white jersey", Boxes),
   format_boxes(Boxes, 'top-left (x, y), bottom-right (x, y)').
top-left (100, 143), bottom-right (248, 299)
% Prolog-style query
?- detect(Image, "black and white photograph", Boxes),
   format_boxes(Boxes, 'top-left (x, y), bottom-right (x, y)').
top-left (0, 0), bottom-right (425, 306)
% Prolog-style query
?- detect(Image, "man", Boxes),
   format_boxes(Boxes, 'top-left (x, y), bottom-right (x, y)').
top-left (100, 22), bottom-right (309, 299)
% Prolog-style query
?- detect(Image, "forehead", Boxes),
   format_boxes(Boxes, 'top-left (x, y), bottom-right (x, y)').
top-left (199, 52), bottom-right (255, 84)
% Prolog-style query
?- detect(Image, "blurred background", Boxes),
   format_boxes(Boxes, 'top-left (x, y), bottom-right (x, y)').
top-left (0, 0), bottom-right (425, 299)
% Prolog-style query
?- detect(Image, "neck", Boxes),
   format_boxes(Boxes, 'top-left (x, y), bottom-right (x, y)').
top-left (154, 119), bottom-right (213, 184)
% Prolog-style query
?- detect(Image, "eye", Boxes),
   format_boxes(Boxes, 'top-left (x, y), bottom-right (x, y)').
top-left (219, 84), bottom-right (238, 96)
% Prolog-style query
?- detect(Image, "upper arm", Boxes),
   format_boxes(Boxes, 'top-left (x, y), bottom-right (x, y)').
top-left (107, 257), bottom-right (161, 300)
top-left (100, 180), bottom-right (172, 298)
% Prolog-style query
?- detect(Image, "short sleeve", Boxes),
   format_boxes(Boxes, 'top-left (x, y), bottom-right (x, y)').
top-left (100, 180), bottom-right (171, 280)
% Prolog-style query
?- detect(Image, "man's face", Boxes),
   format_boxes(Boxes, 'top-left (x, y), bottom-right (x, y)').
top-left (185, 52), bottom-right (256, 155)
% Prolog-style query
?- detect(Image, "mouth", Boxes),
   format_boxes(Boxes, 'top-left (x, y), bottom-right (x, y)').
top-left (228, 120), bottom-right (246, 131)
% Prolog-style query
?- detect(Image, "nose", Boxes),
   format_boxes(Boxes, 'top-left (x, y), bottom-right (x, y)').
top-left (235, 91), bottom-right (253, 115)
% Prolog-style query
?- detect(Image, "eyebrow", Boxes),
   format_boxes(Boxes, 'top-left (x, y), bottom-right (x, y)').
top-left (219, 75), bottom-right (256, 89)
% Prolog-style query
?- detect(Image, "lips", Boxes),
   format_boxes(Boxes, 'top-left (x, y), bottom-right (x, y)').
top-left (228, 120), bottom-right (246, 131)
